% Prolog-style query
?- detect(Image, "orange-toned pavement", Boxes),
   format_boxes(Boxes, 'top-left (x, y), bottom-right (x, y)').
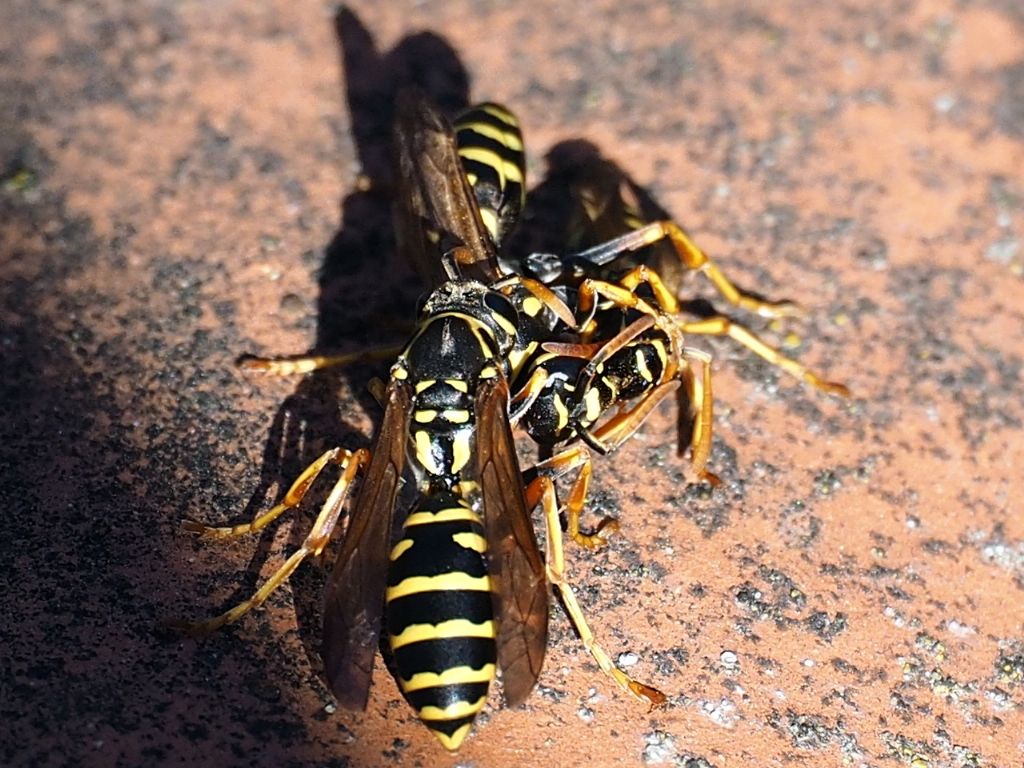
top-left (3, 2), bottom-right (1022, 766)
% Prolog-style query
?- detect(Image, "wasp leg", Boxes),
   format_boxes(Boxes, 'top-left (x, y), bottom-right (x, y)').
top-left (238, 345), bottom-right (403, 376)
top-left (571, 221), bottom-right (801, 318)
top-left (508, 365), bottom-right (554, 425)
top-left (528, 447), bottom-right (619, 549)
top-left (680, 316), bottom-right (850, 397)
top-left (183, 447), bottom-right (362, 539)
top-left (171, 448), bottom-right (370, 635)
top-left (581, 381), bottom-right (681, 455)
top-left (494, 274), bottom-right (579, 329)
top-left (532, 475), bottom-right (667, 706)
top-left (614, 264), bottom-right (683, 314)
top-left (680, 346), bottom-right (718, 485)
top-left (582, 263), bottom-right (846, 398)
top-left (575, 278), bottom-right (671, 339)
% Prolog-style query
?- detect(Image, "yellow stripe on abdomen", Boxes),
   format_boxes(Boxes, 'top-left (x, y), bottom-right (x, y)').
top-left (399, 662), bottom-right (497, 691)
top-left (391, 618), bottom-right (496, 650)
top-left (386, 572), bottom-right (492, 601)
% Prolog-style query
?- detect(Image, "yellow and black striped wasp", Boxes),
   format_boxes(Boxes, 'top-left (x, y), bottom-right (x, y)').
top-left (502, 141), bottom-right (851, 526)
top-left (515, 142), bottom-right (850, 401)
top-left (174, 91), bottom-right (664, 750)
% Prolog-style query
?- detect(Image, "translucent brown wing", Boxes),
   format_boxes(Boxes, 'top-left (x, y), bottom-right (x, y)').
top-left (322, 377), bottom-right (411, 710)
top-left (393, 88), bottom-right (502, 287)
top-left (475, 375), bottom-right (548, 706)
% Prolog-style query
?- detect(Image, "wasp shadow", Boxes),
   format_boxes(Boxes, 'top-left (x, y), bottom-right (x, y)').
top-left (223, 7), bottom-right (474, 690)
top-left (229, 8), bottom-right (765, 704)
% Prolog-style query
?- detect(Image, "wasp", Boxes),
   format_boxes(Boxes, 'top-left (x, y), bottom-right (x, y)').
top-left (483, 141), bottom-right (852, 560)
top-left (515, 143), bottom-right (850, 401)
top-left (175, 91), bottom-right (664, 751)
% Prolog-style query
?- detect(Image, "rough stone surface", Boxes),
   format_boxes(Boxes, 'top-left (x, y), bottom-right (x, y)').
top-left (3, 1), bottom-right (1023, 766)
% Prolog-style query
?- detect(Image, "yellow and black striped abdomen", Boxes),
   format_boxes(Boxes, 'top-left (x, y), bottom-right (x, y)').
top-left (385, 492), bottom-right (496, 750)
top-left (455, 102), bottom-right (526, 247)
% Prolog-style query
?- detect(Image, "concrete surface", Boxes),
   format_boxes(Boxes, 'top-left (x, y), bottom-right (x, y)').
top-left (2, 1), bottom-right (1023, 766)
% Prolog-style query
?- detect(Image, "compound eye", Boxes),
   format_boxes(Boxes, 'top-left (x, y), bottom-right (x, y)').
top-left (483, 291), bottom-right (517, 327)
top-left (482, 290), bottom-right (519, 353)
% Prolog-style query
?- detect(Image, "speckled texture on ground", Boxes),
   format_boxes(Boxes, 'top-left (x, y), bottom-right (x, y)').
top-left (3, 1), bottom-right (1023, 767)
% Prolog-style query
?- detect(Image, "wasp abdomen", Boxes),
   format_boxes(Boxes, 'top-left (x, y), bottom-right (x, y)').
top-left (386, 493), bottom-right (496, 750)
top-left (455, 102), bottom-right (526, 247)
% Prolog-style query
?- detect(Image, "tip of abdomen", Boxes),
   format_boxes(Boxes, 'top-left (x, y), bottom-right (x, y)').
top-left (403, 678), bottom-right (492, 750)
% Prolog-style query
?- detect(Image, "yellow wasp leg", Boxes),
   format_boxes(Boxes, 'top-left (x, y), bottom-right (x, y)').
top-left (584, 261), bottom-right (847, 398)
top-left (533, 475), bottom-right (667, 706)
top-left (238, 345), bottom-right (404, 376)
top-left (574, 278), bottom-right (674, 341)
top-left (528, 447), bottom-right (619, 549)
top-left (183, 447), bottom-right (360, 539)
top-left (171, 447), bottom-right (370, 635)
top-left (655, 220), bottom-right (802, 317)
top-left (680, 316), bottom-right (850, 397)
top-left (615, 264), bottom-right (682, 314)
top-left (571, 220), bottom-right (801, 318)
top-left (493, 274), bottom-right (580, 330)
top-left (681, 346), bottom-right (718, 484)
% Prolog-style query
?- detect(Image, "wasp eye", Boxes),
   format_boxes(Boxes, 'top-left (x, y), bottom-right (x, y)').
top-left (483, 291), bottom-right (517, 327)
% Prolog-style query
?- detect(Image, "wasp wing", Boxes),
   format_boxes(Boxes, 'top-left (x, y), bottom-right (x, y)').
top-left (393, 88), bottom-right (502, 287)
top-left (475, 375), bottom-right (548, 706)
top-left (323, 377), bottom-right (411, 710)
